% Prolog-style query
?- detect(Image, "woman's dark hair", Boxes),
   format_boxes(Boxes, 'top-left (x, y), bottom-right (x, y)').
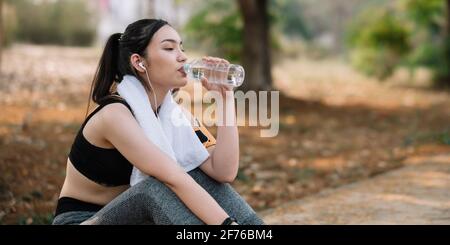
top-left (86, 19), bottom-right (169, 117)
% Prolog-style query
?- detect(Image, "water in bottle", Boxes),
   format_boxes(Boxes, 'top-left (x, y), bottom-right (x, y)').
top-left (183, 59), bottom-right (245, 87)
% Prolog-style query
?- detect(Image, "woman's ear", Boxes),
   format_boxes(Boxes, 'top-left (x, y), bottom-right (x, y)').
top-left (130, 54), bottom-right (146, 73)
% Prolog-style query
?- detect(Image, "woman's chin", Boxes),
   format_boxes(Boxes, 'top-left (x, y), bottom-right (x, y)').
top-left (177, 78), bottom-right (188, 87)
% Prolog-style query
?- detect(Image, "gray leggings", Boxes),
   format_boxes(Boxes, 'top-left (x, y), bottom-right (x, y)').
top-left (52, 168), bottom-right (264, 225)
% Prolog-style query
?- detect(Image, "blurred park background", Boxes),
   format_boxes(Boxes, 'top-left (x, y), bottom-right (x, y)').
top-left (0, 0), bottom-right (449, 224)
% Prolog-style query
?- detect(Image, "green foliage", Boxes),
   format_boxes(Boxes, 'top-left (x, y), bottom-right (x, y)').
top-left (347, 0), bottom-right (449, 85)
top-left (400, 0), bottom-right (445, 31)
top-left (400, 0), bottom-right (449, 86)
top-left (11, 0), bottom-right (96, 46)
top-left (183, 0), bottom-right (307, 62)
top-left (347, 8), bottom-right (411, 80)
top-left (270, 0), bottom-right (311, 40)
top-left (183, 0), bottom-right (243, 62)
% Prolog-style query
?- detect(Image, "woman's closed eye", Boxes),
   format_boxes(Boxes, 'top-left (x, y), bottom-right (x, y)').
top-left (163, 46), bottom-right (185, 52)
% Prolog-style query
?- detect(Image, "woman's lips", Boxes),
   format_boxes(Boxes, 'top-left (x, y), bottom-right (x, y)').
top-left (178, 67), bottom-right (187, 77)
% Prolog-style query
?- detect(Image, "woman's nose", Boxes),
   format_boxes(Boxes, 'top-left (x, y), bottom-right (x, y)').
top-left (178, 50), bottom-right (187, 62)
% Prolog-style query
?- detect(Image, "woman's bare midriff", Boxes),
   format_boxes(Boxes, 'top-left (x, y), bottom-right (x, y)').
top-left (59, 158), bottom-right (129, 206)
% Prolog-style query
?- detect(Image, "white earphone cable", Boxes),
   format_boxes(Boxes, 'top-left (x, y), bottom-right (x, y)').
top-left (143, 67), bottom-right (160, 120)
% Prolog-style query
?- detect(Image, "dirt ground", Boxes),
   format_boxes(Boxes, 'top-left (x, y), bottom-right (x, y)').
top-left (1, 44), bottom-right (449, 224)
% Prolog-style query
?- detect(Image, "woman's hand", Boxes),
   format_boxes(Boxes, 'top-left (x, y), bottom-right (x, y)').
top-left (200, 56), bottom-right (234, 97)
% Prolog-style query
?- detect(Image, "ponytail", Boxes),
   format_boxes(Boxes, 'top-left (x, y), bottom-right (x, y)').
top-left (85, 19), bottom-right (169, 118)
top-left (85, 33), bottom-right (122, 118)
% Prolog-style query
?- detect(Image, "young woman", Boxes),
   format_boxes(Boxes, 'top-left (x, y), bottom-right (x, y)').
top-left (51, 19), bottom-right (264, 225)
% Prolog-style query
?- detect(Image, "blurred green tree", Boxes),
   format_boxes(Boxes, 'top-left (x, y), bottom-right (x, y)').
top-left (11, 0), bottom-right (95, 46)
top-left (184, 0), bottom-right (274, 91)
top-left (184, 0), bottom-right (242, 62)
top-left (271, 0), bottom-right (311, 39)
top-left (185, 0), bottom-right (313, 91)
top-left (403, 0), bottom-right (450, 87)
top-left (347, 0), bottom-right (450, 87)
top-left (347, 7), bottom-right (411, 80)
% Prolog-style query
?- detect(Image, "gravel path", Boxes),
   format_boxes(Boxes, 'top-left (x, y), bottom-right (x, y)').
top-left (260, 154), bottom-right (450, 224)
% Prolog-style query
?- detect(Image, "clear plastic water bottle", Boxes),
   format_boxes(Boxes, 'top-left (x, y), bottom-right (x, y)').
top-left (183, 59), bottom-right (245, 87)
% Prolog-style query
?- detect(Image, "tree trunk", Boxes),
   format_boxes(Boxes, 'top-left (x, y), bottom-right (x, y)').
top-left (237, 0), bottom-right (272, 92)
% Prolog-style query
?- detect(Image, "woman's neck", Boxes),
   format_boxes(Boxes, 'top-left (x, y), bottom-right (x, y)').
top-left (146, 83), bottom-right (170, 113)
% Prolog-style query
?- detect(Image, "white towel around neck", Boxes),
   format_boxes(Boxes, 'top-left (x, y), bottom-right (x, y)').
top-left (117, 75), bottom-right (210, 186)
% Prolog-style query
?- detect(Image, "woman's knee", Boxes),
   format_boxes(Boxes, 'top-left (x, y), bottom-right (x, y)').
top-left (130, 176), bottom-right (171, 196)
top-left (123, 177), bottom-right (197, 223)
top-left (125, 177), bottom-right (177, 211)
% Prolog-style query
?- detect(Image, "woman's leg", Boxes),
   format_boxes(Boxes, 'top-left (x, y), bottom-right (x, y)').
top-left (82, 168), bottom-right (264, 225)
top-left (188, 168), bottom-right (265, 225)
top-left (52, 211), bottom-right (97, 225)
top-left (81, 175), bottom-right (203, 225)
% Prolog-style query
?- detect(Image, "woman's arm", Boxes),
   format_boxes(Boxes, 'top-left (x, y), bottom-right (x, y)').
top-left (100, 103), bottom-right (229, 225)
top-left (198, 56), bottom-right (240, 183)
top-left (200, 95), bottom-right (239, 183)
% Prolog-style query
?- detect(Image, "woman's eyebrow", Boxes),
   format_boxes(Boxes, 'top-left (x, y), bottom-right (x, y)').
top-left (161, 39), bottom-right (183, 45)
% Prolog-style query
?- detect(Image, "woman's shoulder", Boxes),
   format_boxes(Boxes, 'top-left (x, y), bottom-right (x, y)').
top-left (81, 95), bottom-right (131, 128)
top-left (98, 94), bottom-right (131, 109)
top-left (91, 102), bottom-right (139, 139)
top-left (98, 102), bottom-right (134, 121)
top-left (95, 93), bottom-right (133, 116)
top-left (91, 94), bottom-right (134, 125)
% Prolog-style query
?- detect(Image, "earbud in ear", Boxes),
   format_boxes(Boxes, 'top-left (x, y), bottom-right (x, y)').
top-left (139, 62), bottom-right (146, 70)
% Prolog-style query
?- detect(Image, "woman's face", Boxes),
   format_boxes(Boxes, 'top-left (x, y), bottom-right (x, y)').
top-left (143, 25), bottom-right (188, 89)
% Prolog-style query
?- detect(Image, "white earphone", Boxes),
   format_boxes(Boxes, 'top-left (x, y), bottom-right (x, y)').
top-left (138, 60), bottom-right (160, 120)
top-left (139, 62), bottom-right (146, 70)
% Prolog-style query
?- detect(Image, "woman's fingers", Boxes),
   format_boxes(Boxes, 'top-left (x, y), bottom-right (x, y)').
top-left (202, 56), bottom-right (230, 65)
top-left (200, 76), bottom-right (209, 88)
top-left (220, 58), bottom-right (229, 65)
top-left (199, 56), bottom-right (233, 93)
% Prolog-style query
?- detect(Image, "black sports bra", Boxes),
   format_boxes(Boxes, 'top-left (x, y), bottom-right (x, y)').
top-left (68, 95), bottom-right (217, 187)
top-left (68, 96), bottom-right (134, 186)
